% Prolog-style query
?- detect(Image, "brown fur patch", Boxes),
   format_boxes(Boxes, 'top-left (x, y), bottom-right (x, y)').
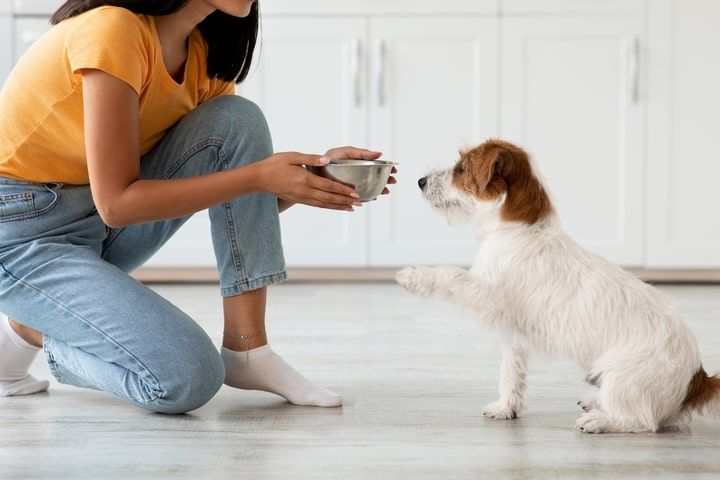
top-left (682, 367), bottom-right (720, 411)
top-left (452, 139), bottom-right (553, 224)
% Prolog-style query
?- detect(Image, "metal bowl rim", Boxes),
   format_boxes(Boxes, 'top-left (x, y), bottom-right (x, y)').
top-left (325, 159), bottom-right (398, 167)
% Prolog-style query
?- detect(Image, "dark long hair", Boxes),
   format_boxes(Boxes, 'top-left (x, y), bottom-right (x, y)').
top-left (51, 0), bottom-right (259, 84)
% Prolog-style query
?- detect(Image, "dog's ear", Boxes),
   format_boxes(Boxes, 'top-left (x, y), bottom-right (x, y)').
top-left (478, 139), bottom-right (525, 185)
top-left (459, 140), bottom-right (513, 197)
top-left (480, 140), bottom-right (553, 224)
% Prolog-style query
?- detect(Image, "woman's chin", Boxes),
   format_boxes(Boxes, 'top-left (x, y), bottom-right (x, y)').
top-left (224, 0), bottom-right (256, 18)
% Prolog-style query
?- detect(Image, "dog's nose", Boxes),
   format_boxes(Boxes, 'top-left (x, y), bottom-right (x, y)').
top-left (418, 177), bottom-right (427, 190)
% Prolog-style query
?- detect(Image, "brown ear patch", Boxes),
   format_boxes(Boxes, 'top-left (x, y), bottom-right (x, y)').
top-left (682, 367), bottom-right (720, 412)
top-left (452, 148), bottom-right (507, 201)
top-left (452, 139), bottom-right (553, 224)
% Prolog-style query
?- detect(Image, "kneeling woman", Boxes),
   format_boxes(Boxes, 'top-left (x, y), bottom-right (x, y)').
top-left (0, 0), bottom-right (392, 413)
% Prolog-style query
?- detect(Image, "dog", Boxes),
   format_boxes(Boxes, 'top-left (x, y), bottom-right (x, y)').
top-left (396, 139), bottom-right (720, 433)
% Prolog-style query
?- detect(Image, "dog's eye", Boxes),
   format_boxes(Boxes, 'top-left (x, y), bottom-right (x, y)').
top-left (455, 164), bottom-right (465, 174)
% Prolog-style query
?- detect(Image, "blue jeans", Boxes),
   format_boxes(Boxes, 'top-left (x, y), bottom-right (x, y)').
top-left (0, 96), bottom-right (286, 414)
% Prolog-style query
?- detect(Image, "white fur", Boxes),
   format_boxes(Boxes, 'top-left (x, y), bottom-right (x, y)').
top-left (397, 165), bottom-right (716, 433)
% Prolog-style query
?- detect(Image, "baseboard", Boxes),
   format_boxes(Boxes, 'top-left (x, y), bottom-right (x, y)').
top-left (131, 267), bottom-right (720, 284)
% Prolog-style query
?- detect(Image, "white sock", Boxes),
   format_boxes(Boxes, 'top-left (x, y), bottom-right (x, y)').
top-left (222, 345), bottom-right (342, 407)
top-left (0, 316), bottom-right (50, 396)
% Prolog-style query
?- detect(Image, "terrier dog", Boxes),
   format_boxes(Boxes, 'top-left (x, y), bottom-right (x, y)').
top-left (396, 139), bottom-right (719, 433)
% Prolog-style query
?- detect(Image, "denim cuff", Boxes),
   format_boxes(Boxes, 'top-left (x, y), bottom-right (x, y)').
top-left (42, 336), bottom-right (65, 384)
top-left (220, 271), bottom-right (288, 297)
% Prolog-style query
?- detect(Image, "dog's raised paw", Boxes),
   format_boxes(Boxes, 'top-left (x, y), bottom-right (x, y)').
top-left (482, 401), bottom-right (517, 420)
top-left (395, 266), bottom-right (434, 296)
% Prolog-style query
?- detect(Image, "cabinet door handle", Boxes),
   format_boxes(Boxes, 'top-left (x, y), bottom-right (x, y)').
top-left (627, 35), bottom-right (640, 104)
top-left (350, 38), bottom-right (363, 107)
top-left (374, 39), bottom-right (387, 107)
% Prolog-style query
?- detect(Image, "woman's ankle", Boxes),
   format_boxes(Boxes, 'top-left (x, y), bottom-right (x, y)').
top-left (222, 335), bottom-right (268, 352)
top-left (9, 320), bottom-right (43, 348)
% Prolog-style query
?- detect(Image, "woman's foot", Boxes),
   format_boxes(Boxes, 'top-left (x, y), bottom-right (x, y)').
top-left (221, 345), bottom-right (343, 407)
top-left (0, 317), bottom-right (49, 396)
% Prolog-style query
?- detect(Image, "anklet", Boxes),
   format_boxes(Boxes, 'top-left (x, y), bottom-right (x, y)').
top-left (223, 331), bottom-right (266, 362)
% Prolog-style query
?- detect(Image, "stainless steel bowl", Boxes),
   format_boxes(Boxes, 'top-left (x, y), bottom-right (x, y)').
top-left (307, 159), bottom-right (397, 202)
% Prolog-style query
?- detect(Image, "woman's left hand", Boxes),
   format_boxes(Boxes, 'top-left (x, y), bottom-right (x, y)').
top-left (322, 146), bottom-right (397, 197)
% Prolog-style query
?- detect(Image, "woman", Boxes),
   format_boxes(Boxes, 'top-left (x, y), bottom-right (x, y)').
top-left (0, 0), bottom-right (393, 413)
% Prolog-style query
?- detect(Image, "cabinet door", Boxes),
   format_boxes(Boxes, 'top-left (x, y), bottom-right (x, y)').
top-left (149, 18), bottom-right (369, 268)
top-left (646, 0), bottom-right (720, 267)
top-left (368, 18), bottom-right (498, 266)
top-left (240, 18), bottom-right (369, 267)
top-left (0, 16), bottom-right (10, 84)
top-left (501, 17), bottom-right (645, 266)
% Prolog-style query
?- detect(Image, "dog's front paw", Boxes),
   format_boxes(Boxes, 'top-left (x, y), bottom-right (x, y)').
top-left (483, 401), bottom-right (518, 420)
top-left (396, 265), bottom-right (467, 297)
top-left (396, 266), bottom-right (436, 297)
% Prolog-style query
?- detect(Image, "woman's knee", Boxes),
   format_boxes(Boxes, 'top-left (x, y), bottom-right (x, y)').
top-left (200, 95), bottom-right (272, 167)
top-left (150, 344), bottom-right (225, 414)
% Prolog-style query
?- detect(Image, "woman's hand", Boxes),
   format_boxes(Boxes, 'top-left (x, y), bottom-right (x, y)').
top-left (255, 152), bottom-right (361, 211)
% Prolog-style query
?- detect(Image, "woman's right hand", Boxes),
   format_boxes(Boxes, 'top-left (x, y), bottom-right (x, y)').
top-left (254, 152), bottom-right (361, 211)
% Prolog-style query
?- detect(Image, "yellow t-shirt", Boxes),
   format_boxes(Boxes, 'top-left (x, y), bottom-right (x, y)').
top-left (0, 6), bottom-right (236, 185)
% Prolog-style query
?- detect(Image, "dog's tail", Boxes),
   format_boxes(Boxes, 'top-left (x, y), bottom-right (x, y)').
top-left (682, 367), bottom-right (720, 418)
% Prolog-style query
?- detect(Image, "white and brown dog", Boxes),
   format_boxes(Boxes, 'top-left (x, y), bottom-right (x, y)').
top-left (396, 139), bottom-right (719, 433)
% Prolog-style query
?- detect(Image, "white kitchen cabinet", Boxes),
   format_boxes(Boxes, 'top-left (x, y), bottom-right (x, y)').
top-left (150, 18), bottom-right (370, 267)
top-left (646, 0), bottom-right (720, 267)
top-left (368, 18), bottom-right (498, 266)
top-left (8, 0), bottom-right (720, 273)
top-left (239, 18), bottom-right (370, 267)
top-left (0, 16), bottom-right (11, 84)
top-left (501, 16), bottom-right (646, 266)
top-left (158, 16), bottom-right (499, 269)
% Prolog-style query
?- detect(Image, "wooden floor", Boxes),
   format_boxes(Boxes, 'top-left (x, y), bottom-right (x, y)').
top-left (1, 283), bottom-right (719, 479)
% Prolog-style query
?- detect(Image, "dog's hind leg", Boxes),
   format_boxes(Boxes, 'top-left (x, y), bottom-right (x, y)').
top-left (575, 409), bottom-right (657, 433)
top-left (483, 341), bottom-right (528, 419)
top-left (576, 376), bottom-right (658, 433)
top-left (575, 361), bottom-right (682, 433)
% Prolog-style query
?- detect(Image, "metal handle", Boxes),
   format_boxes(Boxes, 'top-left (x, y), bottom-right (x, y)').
top-left (374, 39), bottom-right (386, 107)
top-left (627, 36), bottom-right (640, 104)
top-left (350, 39), bottom-right (363, 107)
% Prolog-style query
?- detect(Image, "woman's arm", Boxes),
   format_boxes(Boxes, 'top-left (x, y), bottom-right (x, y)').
top-left (82, 70), bottom-right (360, 227)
